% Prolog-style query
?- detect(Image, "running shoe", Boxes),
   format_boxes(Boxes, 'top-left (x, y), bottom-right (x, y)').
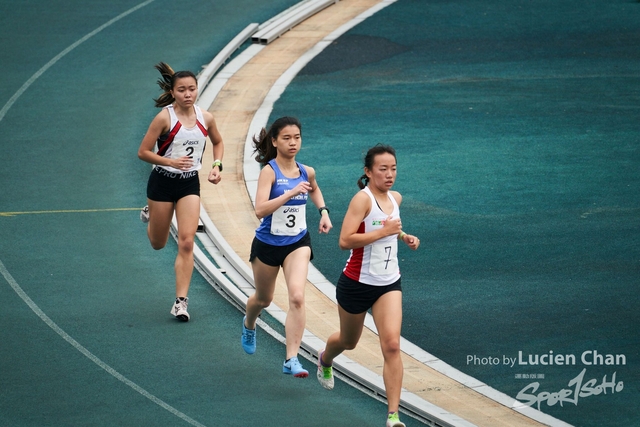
top-left (316, 350), bottom-right (334, 390)
top-left (170, 297), bottom-right (189, 321)
top-left (140, 205), bottom-right (149, 223)
top-left (283, 356), bottom-right (308, 378)
top-left (241, 316), bottom-right (256, 354)
top-left (386, 412), bottom-right (406, 427)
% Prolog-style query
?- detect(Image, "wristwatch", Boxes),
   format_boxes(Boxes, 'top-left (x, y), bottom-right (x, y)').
top-left (212, 160), bottom-right (223, 172)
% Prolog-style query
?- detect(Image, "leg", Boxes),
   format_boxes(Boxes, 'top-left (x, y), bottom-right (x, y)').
top-left (245, 258), bottom-right (279, 329)
top-left (173, 195), bottom-right (200, 298)
top-left (322, 305), bottom-right (367, 365)
top-left (146, 199), bottom-right (174, 250)
top-left (241, 257), bottom-right (278, 354)
top-left (371, 290), bottom-right (404, 414)
top-left (281, 246), bottom-right (312, 359)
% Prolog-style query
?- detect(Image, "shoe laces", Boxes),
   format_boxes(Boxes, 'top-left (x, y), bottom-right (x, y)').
top-left (288, 357), bottom-right (300, 368)
top-left (176, 298), bottom-right (188, 310)
top-left (243, 327), bottom-right (255, 344)
top-left (321, 365), bottom-right (332, 378)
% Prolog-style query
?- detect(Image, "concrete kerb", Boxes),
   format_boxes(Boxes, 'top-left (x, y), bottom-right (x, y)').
top-left (252, 0), bottom-right (339, 44)
top-left (196, 23), bottom-right (260, 108)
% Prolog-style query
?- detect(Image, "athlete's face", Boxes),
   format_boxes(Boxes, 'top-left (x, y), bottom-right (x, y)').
top-left (365, 152), bottom-right (397, 191)
top-left (272, 125), bottom-right (301, 158)
top-left (171, 76), bottom-right (198, 107)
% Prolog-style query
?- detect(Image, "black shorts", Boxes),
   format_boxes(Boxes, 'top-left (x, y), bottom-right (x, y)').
top-left (336, 272), bottom-right (402, 314)
top-left (249, 232), bottom-right (314, 267)
top-left (146, 167), bottom-right (200, 203)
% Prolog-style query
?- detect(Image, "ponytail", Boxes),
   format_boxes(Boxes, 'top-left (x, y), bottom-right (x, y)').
top-left (357, 174), bottom-right (369, 189)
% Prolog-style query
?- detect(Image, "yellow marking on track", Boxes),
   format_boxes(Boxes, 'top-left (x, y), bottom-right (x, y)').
top-left (0, 208), bottom-right (143, 217)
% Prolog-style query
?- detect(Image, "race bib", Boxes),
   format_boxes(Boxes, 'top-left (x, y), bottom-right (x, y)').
top-left (270, 205), bottom-right (307, 236)
top-left (171, 138), bottom-right (205, 163)
top-left (368, 240), bottom-right (398, 276)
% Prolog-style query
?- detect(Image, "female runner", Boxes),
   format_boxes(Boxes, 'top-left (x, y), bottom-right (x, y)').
top-left (316, 144), bottom-right (419, 427)
top-left (241, 116), bottom-right (332, 378)
top-left (138, 62), bottom-right (224, 321)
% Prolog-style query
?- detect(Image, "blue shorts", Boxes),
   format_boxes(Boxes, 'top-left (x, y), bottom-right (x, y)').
top-left (336, 273), bottom-right (402, 314)
top-left (250, 232), bottom-right (313, 267)
top-left (146, 166), bottom-right (200, 203)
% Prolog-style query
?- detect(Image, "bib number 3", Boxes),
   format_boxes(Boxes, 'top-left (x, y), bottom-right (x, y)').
top-left (271, 205), bottom-right (307, 236)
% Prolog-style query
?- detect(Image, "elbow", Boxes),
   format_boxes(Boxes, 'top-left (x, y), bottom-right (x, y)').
top-left (338, 238), bottom-right (349, 251)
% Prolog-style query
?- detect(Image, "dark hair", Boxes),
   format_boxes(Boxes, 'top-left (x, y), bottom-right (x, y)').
top-left (153, 62), bottom-right (197, 108)
top-left (357, 144), bottom-right (397, 189)
top-left (252, 116), bottom-right (302, 166)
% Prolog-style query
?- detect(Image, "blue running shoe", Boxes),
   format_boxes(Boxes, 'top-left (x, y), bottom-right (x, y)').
top-left (241, 316), bottom-right (256, 354)
top-left (283, 356), bottom-right (309, 378)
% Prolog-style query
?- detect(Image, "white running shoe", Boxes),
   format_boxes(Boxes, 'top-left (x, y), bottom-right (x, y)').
top-left (316, 350), bottom-right (334, 390)
top-left (140, 205), bottom-right (149, 223)
top-left (170, 298), bottom-right (189, 321)
top-left (386, 412), bottom-right (406, 427)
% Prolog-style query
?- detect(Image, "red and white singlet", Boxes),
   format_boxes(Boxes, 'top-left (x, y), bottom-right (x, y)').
top-left (155, 104), bottom-right (208, 174)
top-left (343, 186), bottom-right (401, 286)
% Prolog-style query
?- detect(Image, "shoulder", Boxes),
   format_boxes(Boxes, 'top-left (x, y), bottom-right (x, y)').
top-left (150, 107), bottom-right (171, 129)
top-left (390, 190), bottom-right (402, 206)
top-left (200, 107), bottom-right (213, 120)
top-left (300, 164), bottom-right (315, 180)
top-left (346, 189), bottom-right (372, 217)
top-left (258, 163), bottom-right (276, 179)
top-left (200, 108), bottom-right (216, 125)
top-left (351, 189), bottom-right (372, 206)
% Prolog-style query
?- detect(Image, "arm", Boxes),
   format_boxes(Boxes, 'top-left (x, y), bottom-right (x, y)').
top-left (138, 109), bottom-right (180, 169)
top-left (391, 191), bottom-right (420, 250)
top-left (253, 166), bottom-right (313, 220)
top-left (338, 192), bottom-right (402, 250)
top-left (204, 111), bottom-right (224, 184)
top-left (305, 166), bottom-right (332, 234)
top-left (137, 110), bottom-right (192, 170)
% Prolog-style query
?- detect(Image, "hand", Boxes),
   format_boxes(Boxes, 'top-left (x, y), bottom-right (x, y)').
top-left (383, 215), bottom-right (402, 237)
top-left (208, 167), bottom-right (221, 184)
top-left (318, 215), bottom-right (332, 234)
top-left (291, 181), bottom-right (312, 198)
top-left (402, 233), bottom-right (420, 250)
top-left (172, 156), bottom-right (194, 171)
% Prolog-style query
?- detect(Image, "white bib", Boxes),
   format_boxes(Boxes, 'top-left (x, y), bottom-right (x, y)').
top-left (171, 137), bottom-right (205, 164)
top-left (368, 240), bottom-right (399, 276)
top-left (270, 205), bottom-right (307, 236)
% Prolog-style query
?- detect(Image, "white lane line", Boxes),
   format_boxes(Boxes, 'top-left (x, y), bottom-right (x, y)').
top-left (1, 1), bottom-right (207, 425)
top-left (0, 259), bottom-right (207, 427)
top-left (0, 0), bottom-right (156, 123)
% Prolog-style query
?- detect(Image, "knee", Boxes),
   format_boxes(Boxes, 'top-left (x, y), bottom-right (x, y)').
top-left (381, 338), bottom-right (401, 358)
top-left (252, 294), bottom-right (273, 309)
top-left (177, 236), bottom-right (194, 254)
top-left (341, 339), bottom-right (358, 351)
top-left (149, 237), bottom-right (167, 250)
top-left (288, 292), bottom-right (305, 311)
